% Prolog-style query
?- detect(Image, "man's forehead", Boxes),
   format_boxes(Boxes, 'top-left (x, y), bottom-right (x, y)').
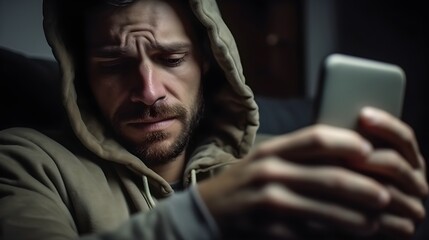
top-left (86, 0), bottom-right (194, 47)
top-left (88, 41), bottom-right (193, 57)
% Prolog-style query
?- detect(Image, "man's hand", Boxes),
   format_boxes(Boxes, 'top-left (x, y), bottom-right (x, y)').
top-left (197, 125), bottom-right (384, 239)
top-left (198, 107), bottom-right (427, 239)
top-left (356, 107), bottom-right (428, 239)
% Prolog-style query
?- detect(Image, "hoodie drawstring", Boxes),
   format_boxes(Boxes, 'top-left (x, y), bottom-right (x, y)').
top-left (143, 175), bottom-right (156, 207)
top-left (143, 170), bottom-right (197, 208)
top-left (190, 169), bottom-right (197, 185)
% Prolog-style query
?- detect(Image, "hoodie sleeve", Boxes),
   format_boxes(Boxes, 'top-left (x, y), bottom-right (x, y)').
top-left (0, 130), bottom-right (80, 239)
top-left (0, 129), bottom-right (219, 240)
top-left (81, 187), bottom-right (219, 240)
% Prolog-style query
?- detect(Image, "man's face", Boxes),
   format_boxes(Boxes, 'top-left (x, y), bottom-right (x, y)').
top-left (85, 0), bottom-right (204, 166)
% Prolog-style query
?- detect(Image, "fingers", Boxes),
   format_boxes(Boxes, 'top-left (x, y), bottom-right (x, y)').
top-left (360, 107), bottom-right (425, 170)
top-left (251, 125), bottom-right (372, 164)
top-left (201, 157), bottom-right (389, 237)
top-left (243, 157), bottom-right (426, 238)
top-left (377, 213), bottom-right (416, 240)
top-left (252, 125), bottom-right (428, 198)
top-left (209, 118), bottom-right (427, 238)
top-left (357, 149), bottom-right (428, 197)
top-left (246, 158), bottom-right (390, 210)
top-left (248, 183), bottom-right (380, 234)
top-left (385, 184), bottom-right (426, 223)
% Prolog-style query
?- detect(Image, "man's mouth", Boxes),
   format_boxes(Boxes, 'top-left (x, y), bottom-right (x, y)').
top-left (125, 117), bottom-right (177, 131)
top-left (114, 102), bottom-right (188, 134)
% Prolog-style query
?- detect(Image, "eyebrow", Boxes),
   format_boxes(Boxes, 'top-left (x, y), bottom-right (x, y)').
top-left (90, 46), bottom-right (128, 58)
top-left (90, 42), bottom-right (193, 58)
top-left (153, 42), bottom-right (192, 52)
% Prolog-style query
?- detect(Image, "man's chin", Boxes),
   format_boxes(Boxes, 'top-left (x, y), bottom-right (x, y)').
top-left (122, 130), bottom-right (171, 152)
top-left (119, 123), bottom-right (176, 145)
top-left (119, 130), bottom-right (187, 167)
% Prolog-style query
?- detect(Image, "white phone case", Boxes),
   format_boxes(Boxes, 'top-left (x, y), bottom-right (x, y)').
top-left (315, 54), bottom-right (406, 129)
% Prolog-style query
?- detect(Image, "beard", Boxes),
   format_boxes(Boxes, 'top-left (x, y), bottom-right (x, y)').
top-left (112, 92), bottom-right (204, 167)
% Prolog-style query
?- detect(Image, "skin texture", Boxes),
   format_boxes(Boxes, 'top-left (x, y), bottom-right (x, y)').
top-left (85, 0), bottom-right (427, 239)
top-left (86, 0), bottom-right (204, 182)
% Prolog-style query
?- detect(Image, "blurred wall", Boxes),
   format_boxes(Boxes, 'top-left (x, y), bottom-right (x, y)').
top-left (304, 0), bottom-right (336, 98)
top-left (0, 0), bottom-right (53, 59)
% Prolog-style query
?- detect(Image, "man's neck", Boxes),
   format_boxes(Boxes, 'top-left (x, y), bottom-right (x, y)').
top-left (150, 153), bottom-right (186, 183)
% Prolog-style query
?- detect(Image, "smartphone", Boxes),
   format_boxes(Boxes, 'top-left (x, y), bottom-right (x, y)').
top-left (314, 54), bottom-right (406, 129)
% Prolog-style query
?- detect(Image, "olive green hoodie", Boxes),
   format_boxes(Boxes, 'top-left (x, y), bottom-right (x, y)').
top-left (0, 0), bottom-right (259, 239)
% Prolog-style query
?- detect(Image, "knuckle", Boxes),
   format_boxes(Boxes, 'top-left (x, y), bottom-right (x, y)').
top-left (386, 150), bottom-right (405, 165)
top-left (253, 143), bottom-right (271, 159)
top-left (385, 150), bottom-right (412, 177)
top-left (323, 167), bottom-right (349, 189)
top-left (254, 160), bottom-right (277, 179)
top-left (308, 125), bottom-right (330, 148)
top-left (382, 149), bottom-right (400, 158)
top-left (249, 158), bottom-right (284, 182)
top-left (258, 184), bottom-right (282, 206)
top-left (378, 150), bottom-right (409, 176)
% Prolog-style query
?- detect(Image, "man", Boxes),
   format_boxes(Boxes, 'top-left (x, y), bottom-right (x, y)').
top-left (0, 0), bottom-right (426, 239)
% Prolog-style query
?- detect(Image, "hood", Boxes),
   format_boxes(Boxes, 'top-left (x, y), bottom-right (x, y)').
top-left (43, 0), bottom-right (259, 194)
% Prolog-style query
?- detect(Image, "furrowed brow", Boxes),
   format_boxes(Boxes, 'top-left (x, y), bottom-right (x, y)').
top-left (153, 42), bottom-right (192, 53)
top-left (89, 42), bottom-right (192, 57)
top-left (90, 46), bottom-right (129, 58)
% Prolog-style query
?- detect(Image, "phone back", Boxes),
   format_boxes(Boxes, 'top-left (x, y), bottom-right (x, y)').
top-left (315, 54), bottom-right (406, 129)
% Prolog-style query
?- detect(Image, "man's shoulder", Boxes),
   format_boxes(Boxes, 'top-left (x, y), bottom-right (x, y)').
top-left (0, 127), bottom-right (89, 164)
top-left (0, 127), bottom-right (54, 144)
top-left (0, 127), bottom-right (104, 181)
top-left (0, 127), bottom-right (69, 158)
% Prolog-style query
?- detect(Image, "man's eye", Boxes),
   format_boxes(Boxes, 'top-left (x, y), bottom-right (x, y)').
top-left (160, 54), bottom-right (187, 67)
top-left (96, 59), bottom-right (133, 73)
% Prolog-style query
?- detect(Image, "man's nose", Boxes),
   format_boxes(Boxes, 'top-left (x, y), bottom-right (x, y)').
top-left (130, 61), bottom-right (166, 105)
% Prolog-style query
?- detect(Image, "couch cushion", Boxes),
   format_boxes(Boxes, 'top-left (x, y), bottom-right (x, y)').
top-left (0, 47), bottom-right (65, 130)
top-left (255, 96), bottom-right (313, 135)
